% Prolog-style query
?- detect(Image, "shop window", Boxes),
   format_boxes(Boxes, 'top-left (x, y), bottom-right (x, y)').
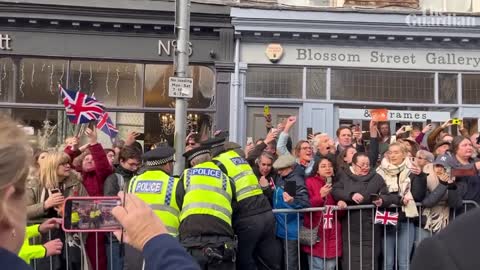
top-left (331, 69), bottom-right (434, 103)
top-left (144, 65), bottom-right (215, 109)
top-left (246, 67), bottom-right (302, 99)
top-left (69, 61), bottom-right (143, 108)
top-left (144, 112), bottom-right (213, 149)
top-left (439, 73), bottom-right (457, 104)
top-left (306, 68), bottom-right (327, 99)
top-left (420, 0), bottom-right (472, 12)
top-left (0, 58), bottom-right (14, 102)
top-left (462, 74), bottom-right (480, 104)
top-left (16, 58), bottom-right (68, 104)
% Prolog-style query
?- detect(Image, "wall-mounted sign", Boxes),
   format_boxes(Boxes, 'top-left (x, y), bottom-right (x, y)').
top-left (265, 43), bottom-right (283, 63)
top-left (339, 108), bottom-right (451, 122)
top-left (0, 34), bottom-right (12, 50)
top-left (169, 77), bottom-right (193, 98)
top-left (158, 40), bottom-right (193, 56)
top-left (241, 43), bottom-right (480, 71)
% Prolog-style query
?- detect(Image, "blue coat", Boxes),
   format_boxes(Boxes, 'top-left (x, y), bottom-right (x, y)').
top-left (1, 247), bottom-right (31, 270)
top-left (273, 165), bottom-right (310, 240)
top-left (143, 234), bottom-right (200, 270)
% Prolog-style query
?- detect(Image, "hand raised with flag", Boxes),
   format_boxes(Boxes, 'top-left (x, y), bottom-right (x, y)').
top-left (85, 128), bottom-right (98, 145)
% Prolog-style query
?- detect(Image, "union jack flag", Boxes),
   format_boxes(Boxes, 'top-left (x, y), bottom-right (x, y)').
top-left (96, 112), bottom-right (118, 139)
top-left (59, 84), bottom-right (105, 124)
top-left (374, 210), bottom-right (398, 226)
top-left (322, 206), bottom-right (334, 229)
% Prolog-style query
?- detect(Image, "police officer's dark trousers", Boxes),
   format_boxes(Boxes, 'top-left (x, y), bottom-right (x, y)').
top-left (234, 211), bottom-right (282, 270)
top-left (184, 236), bottom-right (236, 270)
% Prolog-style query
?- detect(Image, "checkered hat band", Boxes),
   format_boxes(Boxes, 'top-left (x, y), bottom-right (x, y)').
top-left (146, 156), bottom-right (174, 166)
top-left (188, 149), bottom-right (210, 161)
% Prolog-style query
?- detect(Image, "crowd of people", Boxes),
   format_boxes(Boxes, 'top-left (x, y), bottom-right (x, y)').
top-left (2, 111), bottom-right (480, 270)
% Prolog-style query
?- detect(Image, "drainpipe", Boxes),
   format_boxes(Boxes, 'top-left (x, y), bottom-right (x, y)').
top-left (230, 37), bottom-right (241, 143)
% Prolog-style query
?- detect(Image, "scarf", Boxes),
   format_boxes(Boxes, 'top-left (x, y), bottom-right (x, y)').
top-left (422, 163), bottom-right (449, 233)
top-left (376, 158), bottom-right (419, 218)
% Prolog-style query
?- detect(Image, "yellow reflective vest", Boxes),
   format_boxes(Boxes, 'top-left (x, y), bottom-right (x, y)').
top-left (180, 161), bottom-right (233, 226)
top-left (128, 170), bottom-right (180, 236)
top-left (213, 150), bottom-right (263, 202)
top-left (19, 224), bottom-right (46, 264)
top-left (72, 211), bottom-right (80, 224)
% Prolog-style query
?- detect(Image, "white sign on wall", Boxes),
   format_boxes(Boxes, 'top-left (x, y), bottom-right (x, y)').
top-left (168, 77), bottom-right (193, 98)
top-left (241, 43), bottom-right (480, 71)
top-left (339, 109), bottom-right (451, 122)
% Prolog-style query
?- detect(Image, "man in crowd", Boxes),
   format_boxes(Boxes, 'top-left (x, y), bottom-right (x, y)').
top-left (177, 146), bottom-right (236, 269)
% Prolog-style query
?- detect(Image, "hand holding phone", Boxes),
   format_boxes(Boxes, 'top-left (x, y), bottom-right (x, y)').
top-left (45, 193), bottom-right (65, 209)
top-left (284, 181), bottom-right (296, 197)
top-left (63, 197), bottom-right (122, 232)
top-left (246, 137), bottom-right (253, 145)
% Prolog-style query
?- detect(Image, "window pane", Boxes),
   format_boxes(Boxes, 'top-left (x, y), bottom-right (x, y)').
top-left (331, 69), bottom-right (434, 103)
top-left (144, 65), bottom-right (215, 109)
top-left (69, 61), bottom-right (143, 107)
top-left (17, 58), bottom-right (68, 104)
top-left (246, 67), bottom-right (302, 98)
top-left (0, 58), bottom-right (14, 102)
top-left (462, 74), bottom-right (480, 104)
top-left (439, 73), bottom-right (457, 104)
top-left (144, 112), bottom-right (213, 149)
top-left (306, 68), bottom-right (326, 99)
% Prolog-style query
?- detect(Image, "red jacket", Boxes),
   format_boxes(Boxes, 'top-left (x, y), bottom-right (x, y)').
top-left (302, 175), bottom-right (343, 259)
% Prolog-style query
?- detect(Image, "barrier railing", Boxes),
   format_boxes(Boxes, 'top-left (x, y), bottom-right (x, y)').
top-left (28, 201), bottom-right (479, 270)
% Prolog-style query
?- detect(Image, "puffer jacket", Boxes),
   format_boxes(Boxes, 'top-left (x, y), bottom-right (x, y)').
top-left (302, 175), bottom-right (343, 259)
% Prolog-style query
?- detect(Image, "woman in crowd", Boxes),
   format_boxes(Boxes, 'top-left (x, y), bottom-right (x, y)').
top-left (302, 157), bottom-right (346, 270)
top-left (0, 115), bottom-right (32, 269)
top-left (26, 151), bottom-right (89, 270)
top-left (332, 153), bottom-right (397, 270)
top-left (253, 152), bottom-right (278, 206)
top-left (336, 146), bottom-right (356, 171)
top-left (376, 142), bottom-right (427, 270)
top-left (73, 128), bottom-right (112, 270)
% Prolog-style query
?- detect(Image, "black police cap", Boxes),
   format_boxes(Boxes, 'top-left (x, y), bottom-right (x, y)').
top-left (142, 146), bottom-right (175, 166)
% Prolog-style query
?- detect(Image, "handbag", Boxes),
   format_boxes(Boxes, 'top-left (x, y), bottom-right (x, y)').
top-left (299, 221), bottom-right (321, 246)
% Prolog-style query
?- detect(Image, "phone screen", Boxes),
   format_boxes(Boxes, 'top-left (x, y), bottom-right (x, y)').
top-left (63, 197), bottom-right (122, 232)
top-left (426, 119), bottom-right (432, 125)
top-left (306, 127), bottom-right (313, 137)
top-left (284, 181), bottom-right (296, 197)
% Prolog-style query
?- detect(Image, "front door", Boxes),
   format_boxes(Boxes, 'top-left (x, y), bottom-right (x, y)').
top-left (302, 103), bottom-right (334, 138)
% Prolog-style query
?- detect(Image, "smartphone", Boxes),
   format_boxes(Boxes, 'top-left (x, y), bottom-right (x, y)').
top-left (246, 137), bottom-right (253, 145)
top-left (263, 105), bottom-right (270, 117)
top-left (284, 181), bottom-right (297, 197)
top-left (370, 193), bottom-right (380, 202)
top-left (426, 119), bottom-right (432, 125)
top-left (353, 125), bottom-right (360, 132)
top-left (63, 196), bottom-right (122, 233)
top-left (306, 127), bottom-right (313, 137)
top-left (50, 188), bottom-right (61, 194)
top-left (326, 177), bottom-right (333, 185)
top-left (136, 133), bottom-right (145, 141)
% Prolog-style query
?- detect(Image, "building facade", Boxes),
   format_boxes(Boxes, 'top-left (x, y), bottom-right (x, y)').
top-left (0, 0), bottom-right (234, 149)
top-left (230, 3), bottom-right (480, 144)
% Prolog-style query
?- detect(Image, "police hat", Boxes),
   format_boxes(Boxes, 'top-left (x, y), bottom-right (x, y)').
top-left (200, 137), bottom-right (226, 149)
top-left (142, 146), bottom-right (175, 167)
top-left (183, 146), bottom-right (211, 162)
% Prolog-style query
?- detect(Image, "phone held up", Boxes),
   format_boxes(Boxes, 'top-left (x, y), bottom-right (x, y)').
top-left (306, 127), bottom-right (313, 138)
top-left (326, 177), bottom-right (333, 186)
top-left (451, 118), bottom-right (463, 125)
top-left (246, 137), bottom-right (253, 145)
top-left (284, 181), bottom-right (297, 197)
top-left (63, 196), bottom-right (122, 233)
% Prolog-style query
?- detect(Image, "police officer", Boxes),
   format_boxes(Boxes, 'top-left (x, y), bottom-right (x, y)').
top-left (176, 146), bottom-right (237, 270)
top-left (125, 145), bottom-right (181, 270)
top-left (202, 137), bottom-right (282, 270)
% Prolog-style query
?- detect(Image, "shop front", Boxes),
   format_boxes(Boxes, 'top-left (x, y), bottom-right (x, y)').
top-left (0, 0), bottom-right (234, 150)
top-left (230, 7), bottom-right (480, 145)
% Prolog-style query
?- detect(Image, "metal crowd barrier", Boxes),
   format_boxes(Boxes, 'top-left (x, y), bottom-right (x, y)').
top-left (272, 200), bottom-right (479, 270)
top-left (28, 201), bottom-right (479, 270)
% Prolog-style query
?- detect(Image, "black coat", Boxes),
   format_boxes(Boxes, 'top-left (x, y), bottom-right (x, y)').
top-left (411, 207), bottom-right (480, 270)
top-left (332, 168), bottom-right (396, 270)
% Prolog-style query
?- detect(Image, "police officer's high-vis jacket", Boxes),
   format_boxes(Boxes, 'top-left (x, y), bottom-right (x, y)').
top-left (213, 150), bottom-right (263, 202)
top-left (128, 170), bottom-right (180, 236)
top-left (180, 161), bottom-right (233, 226)
top-left (18, 225), bottom-right (47, 264)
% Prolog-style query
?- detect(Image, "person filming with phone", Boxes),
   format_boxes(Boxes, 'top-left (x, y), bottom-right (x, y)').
top-left (272, 154), bottom-right (310, 270)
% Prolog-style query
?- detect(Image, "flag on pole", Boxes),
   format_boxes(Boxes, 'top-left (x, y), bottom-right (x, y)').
top-left (59, 84), bottom-right (105, 124)
top-left (374, 210), bottom-right (399, 226)
top-left (96, 112), bottom-right (118, 139)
